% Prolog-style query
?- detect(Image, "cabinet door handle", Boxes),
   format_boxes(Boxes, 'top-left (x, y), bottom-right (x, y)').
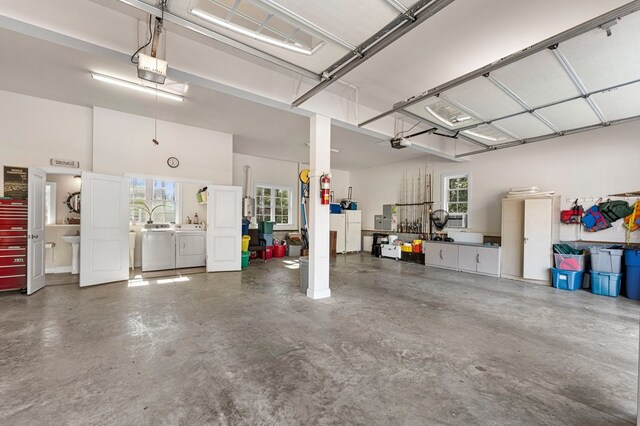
top-left (524, 237), bottom-right (528, 243)
top-left (439, 249), bottom-right (443, 260)
top-left (476, 253), bottom-right (480, 263)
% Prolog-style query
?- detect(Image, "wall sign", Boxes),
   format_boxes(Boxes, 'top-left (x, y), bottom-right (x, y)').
top-left (3, 166), bottom-right (28, 199)
top-left (50, 158), bottom-right (80, 168)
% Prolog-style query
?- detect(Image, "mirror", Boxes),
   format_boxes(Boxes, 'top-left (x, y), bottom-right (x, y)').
top-left (66, 191), bottom-right (81, 213)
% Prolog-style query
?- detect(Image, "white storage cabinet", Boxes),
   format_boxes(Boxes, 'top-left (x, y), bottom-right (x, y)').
top-left (424, 242), bottom-right (459, 270)
top-left (330, 211), bottom-right (362, 253)
top-left (501, 196), bottom-right (560, 284)
top-left (458, 245), bottom-right (501, 277)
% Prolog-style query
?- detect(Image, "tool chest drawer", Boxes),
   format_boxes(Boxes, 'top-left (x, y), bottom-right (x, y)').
top-left (0, 199), bottom-right (27, 206)
top-left (0, 247), bottom-right (26, 256)
top-left (0, 234), bottom-right (28, 245)
top-left (0, 275), bottom-right (26, 291)
top-left (0, 217), bottom-right (28, 226)
top-left (0, 255), bottom-right (26, 267)
top-left (0, 264), bottom-right (27, 275)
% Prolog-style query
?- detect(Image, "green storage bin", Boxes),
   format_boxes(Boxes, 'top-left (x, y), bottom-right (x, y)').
top-left (241, 251), bottom-right (250, 269)
top-left (258, 221), bottom-right (274, 234)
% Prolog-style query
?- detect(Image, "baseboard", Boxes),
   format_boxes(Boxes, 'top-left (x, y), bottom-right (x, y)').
top-left (45, 266), bottom-right (72, 274)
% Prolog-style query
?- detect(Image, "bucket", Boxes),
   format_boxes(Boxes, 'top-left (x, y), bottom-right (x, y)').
top-left (242, 235), bottom-right (250, 251)
top-left (241, 251), bottom-right (250, 269)
top-left (413, 239), bottom-right (422, 253)
top-left (259, 246), bottom-right (273, 260)
top-left (299, 256), bottom-right (309, 293)
top-left (242, 219), bottom-right (250, 235)
top-left (273, 244), bottom-right (286, 258)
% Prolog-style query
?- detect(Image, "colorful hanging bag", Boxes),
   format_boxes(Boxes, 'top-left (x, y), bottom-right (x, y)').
top-left (560, 199), bottom-right (583, 224)
top-left (582, 199), bottom-right (611, 232)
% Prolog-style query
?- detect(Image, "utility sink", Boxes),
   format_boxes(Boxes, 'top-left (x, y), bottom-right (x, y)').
top-left (61, 235), bottom-right (80, 274)
top-left (61, 235), bottom-right (80, 244)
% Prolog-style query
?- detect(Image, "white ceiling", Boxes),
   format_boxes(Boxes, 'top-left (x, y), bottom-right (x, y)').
top-left (0, 27), bottom-right (428, 170)
top-left (0, 0), bottom-right (633, 166)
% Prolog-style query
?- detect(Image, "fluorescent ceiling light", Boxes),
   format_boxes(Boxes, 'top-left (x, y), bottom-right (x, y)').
top-left (425, 106), bottom-right (454, 127)
top-left (462, 130), bottom-right (506, 142)
top-left (305, 142), bottom-right (339, 153)
top-left (191, 8), bottom-right (323, 55)
top-left (90, 73), bottom-right (184, 102)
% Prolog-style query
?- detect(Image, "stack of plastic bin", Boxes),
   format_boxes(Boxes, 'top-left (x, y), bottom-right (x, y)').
top-left (552, 253), bottom-right (587, 291)
top-left (590, 247), bottom-right (623, 297)
top-left (258, 221), bottom-right (274, 257)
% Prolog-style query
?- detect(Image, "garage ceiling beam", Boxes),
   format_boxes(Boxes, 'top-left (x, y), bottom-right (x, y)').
top-left (116, 0), bottom-right (320, 81)
top-left (359, 0), bottom-right (640, 127)
top-left (401, 110), bottom-right (492, 149)
top-left (455, 114), bottom-right (640, 158)
top-left (291, 0), bottom-right (455, 107)
top-left (384, 0), bottom-right (409, 13)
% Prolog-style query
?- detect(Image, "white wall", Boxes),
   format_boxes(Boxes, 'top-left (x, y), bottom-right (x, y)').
top-left (0, 90), bottom-right (92, 194)
top-left (93, 108), bottom-right (233, 184)
top-left (46, 174), bottom-right (81, 224)
top-left (233, 153), bottom-right (350, 230)
top-left (352, 120), bottom-right (640, 236)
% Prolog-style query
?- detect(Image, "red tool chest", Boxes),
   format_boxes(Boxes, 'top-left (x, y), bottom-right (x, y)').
top-left (0, 199), bottom-right (28, 292)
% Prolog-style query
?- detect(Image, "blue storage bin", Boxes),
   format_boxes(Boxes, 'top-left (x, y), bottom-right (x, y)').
top-left (590, 271), bottom-right (622, 297)
top-left (259, 233), bottom-right (273, 246)
top-left (551, 268), bottom-right (583, 291)
top-left (330, 203), bottom-right (342, 214)
top-left (625, 249), bottom-right (640, 266)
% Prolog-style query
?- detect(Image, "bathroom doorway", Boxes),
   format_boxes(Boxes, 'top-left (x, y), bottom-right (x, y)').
top-left (43, 170), bottom-right (82, 286)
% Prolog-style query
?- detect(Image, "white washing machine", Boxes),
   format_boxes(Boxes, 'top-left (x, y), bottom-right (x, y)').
top-left (141, 224), bottom-right (176, 272)
top-left (174, 224), bottom-right (206, 268)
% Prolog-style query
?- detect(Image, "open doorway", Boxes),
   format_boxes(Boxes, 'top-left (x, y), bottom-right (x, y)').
top-left (127, 175), bottom-right (210, 283)
top-left (43, 172), bottom-right (82, 286)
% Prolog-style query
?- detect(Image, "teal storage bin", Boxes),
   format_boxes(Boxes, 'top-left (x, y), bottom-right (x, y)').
top-left (259, 233), bottom-right (273, 246)
top-left (258, 221), bottom-right (274, 234)
top-left (590, 271), bottom-right (622, 297)
top-left (551, 268), bottom-right (583, 291)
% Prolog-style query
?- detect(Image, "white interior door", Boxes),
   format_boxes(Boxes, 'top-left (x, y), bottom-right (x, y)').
top-left (523, 198), bottom-right (553, 281)
top-left (80, 172), bottom-right (129, 287)
top-left (330, 214), bottom-right (346, 253)
top-left (27, 168), bottom-right (46, 295)
top-left (501, 199), bottom-right (524, 278)
top-left (207, 185), bottom-right (242, 272)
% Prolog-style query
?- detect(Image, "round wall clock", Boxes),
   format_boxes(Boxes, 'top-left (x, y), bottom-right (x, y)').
top-left (167, 157), bottom-right (180, 168)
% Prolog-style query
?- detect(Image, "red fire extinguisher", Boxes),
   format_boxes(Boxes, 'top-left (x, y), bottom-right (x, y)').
top-left (320, 173), bottom-right (331, 205)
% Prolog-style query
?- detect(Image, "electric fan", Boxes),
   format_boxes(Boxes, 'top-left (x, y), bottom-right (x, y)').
top-left (430, 210), bottom-right (449, 241)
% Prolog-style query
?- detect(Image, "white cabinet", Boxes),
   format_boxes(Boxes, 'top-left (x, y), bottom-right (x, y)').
top-left (424, 242), bottom-right (458, 270)
top-left (501, 196), bottom-right (560, 283)
top-left (345, 210), bottom-right (361, 252)
top-left (330, 211), bottom-right (362, 253)
top-left (330, 214), bottom-right (346, 253)
top-left (458, 245), bottom-right (501, 277)
top-left (425, 241), bottom-right (501, 277)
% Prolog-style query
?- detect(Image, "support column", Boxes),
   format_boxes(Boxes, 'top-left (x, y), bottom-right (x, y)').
top-left (307, 114), bottom-right (331, 300)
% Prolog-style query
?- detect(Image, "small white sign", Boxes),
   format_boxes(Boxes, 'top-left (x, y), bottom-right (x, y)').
top-left (50, 158), bottom-right (80, 168)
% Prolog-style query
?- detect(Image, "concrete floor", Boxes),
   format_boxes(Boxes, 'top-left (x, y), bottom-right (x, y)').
top-left (0, 254), bottom-right (638, 425)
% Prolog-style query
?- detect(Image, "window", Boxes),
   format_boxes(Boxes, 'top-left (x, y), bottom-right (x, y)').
top-left (44, 182), bottom-right (57, 224)
top-left (255, 185), bottom-right (292, 226)
top-left (129, 178), bottom-right (179, 224)
top-left (444, 174), bottom-right (469, 215)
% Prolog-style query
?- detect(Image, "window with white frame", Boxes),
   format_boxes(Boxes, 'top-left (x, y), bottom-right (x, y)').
top-left (255, 185), bottom-right (292, 226)
top-left (129, 178), bottom-right (179, 224)
top-left (443, 174), bottom-right (469, 216)
top-left (44, 182), bottom-right (57, 224)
